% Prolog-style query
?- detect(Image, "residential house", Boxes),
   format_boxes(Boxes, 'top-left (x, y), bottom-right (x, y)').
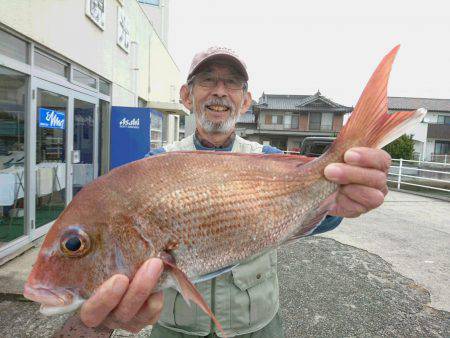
top-left (388, 97), bottom-right (450, 161)
top-left (239, 91), bottom-right (353, 151)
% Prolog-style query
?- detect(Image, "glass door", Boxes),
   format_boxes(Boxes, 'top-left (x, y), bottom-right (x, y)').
top-left (0, 66), bottom-right (28, 248)
top-left (30, 79), bottom-right (98, 240)
top-left (73, 98), bottom-right (96, 197)
top-left (35, 88), bottom-right (68, 229)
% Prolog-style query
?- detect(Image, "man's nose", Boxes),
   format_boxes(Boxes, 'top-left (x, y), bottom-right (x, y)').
top-left (211, 80), bottom-right (228, 97)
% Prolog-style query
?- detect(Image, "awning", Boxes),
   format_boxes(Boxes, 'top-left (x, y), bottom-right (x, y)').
top-left (147, 101), bottom-right (190, 116)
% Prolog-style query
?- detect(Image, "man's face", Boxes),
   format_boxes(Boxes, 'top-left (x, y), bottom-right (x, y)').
top-left (181, 63), bottom-right (252, 134)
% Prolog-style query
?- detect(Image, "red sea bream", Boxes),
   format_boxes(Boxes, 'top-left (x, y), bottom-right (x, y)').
top-left (23, 45), bottom-right (426, 337)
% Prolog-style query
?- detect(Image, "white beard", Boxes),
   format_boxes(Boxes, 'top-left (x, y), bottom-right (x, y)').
top-left (193, 96), bottom-right (243, 134)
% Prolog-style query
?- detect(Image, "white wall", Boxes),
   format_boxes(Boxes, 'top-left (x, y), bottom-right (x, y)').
top-left (423, 111), bottom-right (450, 124)
top-left (410, 122), bottom-right (428, 143)
top-left (140, 0), bottom-right (169, 46)
top-left (0, 0), bottom-right (181, 106)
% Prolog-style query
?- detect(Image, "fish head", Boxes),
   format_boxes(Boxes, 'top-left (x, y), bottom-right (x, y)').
top-left (23, 190), bottom-right (157, 316)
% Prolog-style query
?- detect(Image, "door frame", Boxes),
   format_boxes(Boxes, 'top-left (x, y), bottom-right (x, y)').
top-left (29, 78), bottom-right (99, 241)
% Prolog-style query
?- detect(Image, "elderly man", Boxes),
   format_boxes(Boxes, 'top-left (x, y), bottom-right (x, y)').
top-left (80, 47), bottom-right (390, 337)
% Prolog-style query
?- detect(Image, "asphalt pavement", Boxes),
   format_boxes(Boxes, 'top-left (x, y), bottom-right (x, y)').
top-left (0, 191), bottom-right (449, 337)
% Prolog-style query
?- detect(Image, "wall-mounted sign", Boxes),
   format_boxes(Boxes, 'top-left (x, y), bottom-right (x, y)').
top-left (39, 108), bottom-right (66, 130)
top-left (110, 106), bottom-right (151, 169)
top-left (117, 7), bottom-right (130, 53)
top-left (86, 0), bottom-right (105, 30)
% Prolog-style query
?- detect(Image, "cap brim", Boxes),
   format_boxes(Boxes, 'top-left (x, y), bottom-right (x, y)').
top-left (188, 53), bottom-right (248, 81)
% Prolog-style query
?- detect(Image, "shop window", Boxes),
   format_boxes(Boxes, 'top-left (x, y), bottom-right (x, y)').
top-left (0, 29), bottom-right (28, 64)
top-left (99, 78), bottom-right (111, 96)
top-left (73, 68), bottom-right (97, 90)
top-left (34, 50), bottom-right (69, 78)
top-left (0, 66), bottom-right (27, 246)
top-left (150, 113), bottom-right (163, 149)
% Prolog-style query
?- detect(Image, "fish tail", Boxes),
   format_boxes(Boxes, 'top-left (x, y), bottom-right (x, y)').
top-left (329, 45), bottom-right (426, 158)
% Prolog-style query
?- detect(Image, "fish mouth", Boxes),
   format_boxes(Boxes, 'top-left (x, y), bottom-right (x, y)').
top-left (23, 283), bottom-right (86, 316)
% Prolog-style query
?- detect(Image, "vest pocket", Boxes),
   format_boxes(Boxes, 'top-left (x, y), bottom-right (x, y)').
top-left (159, 287), bottom-right (177, 325)
top-left (230, 250), bottom-right (279, 327)
top-left (232, 251), bottom-right (277, 291)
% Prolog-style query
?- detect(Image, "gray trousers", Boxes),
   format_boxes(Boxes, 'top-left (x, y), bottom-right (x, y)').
top-left (149, 312), bottom-right (285, 338)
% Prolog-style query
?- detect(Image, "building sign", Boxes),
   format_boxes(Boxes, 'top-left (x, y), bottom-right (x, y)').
top-left (117, 7), bottom-right (130, 53)
top-left (110, 106), bottom-right (151, 169)
top-left (85, 0), bottom-right (105, 30)
top-left (119, 117), bottom-right (140, 129)
top-left (38, 108), bottom-right (66, 130)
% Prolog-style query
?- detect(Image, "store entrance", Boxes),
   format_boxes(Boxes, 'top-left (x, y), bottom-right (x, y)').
top-left (30, 79), bottom-right (98, 240)
top-left (35, 88), bottom-right (68, 229)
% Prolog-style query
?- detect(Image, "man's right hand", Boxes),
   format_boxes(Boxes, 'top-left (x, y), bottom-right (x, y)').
top-left (80, 258), bottom-right (164, 333)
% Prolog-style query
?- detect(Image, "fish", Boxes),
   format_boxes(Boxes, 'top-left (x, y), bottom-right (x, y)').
top-left (23, 45), bottom-right (426, 337)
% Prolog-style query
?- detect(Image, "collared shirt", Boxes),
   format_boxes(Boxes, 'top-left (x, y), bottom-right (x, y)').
top-left (194, 130), bottom-right (236, 150)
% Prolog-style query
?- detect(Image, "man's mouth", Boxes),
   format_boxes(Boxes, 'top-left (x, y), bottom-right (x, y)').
top-left (206, 105), bottom-right (229, 112)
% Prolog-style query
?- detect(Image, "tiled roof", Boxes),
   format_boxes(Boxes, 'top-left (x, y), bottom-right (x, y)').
top-left (257, 94), bottom-right (310, 110)
top-left (257, 92), bottom-right (352, 112)
top-left (388, 97), bottom-right (450, 112)
top-left (237, 111), bottom-right (255, 123)
top-left (237, 100), bottom-right (256, 123)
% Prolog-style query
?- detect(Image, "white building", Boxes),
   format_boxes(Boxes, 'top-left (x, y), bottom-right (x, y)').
top-left (0, 0), bottom-right (188, 261)
top-left (388, 97), bottom-right (450, 161)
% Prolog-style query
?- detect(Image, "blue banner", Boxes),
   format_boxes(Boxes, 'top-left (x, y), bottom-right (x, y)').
top-left (39, 108), bottom-right (66, 129)
top-left (110, 106), bottom-right (152, 169)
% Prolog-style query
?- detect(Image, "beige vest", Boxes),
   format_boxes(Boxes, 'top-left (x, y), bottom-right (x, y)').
top-left (158, 134), bottom-right (279, 337)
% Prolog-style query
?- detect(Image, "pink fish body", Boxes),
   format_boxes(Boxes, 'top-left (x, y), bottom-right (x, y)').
top-left (24, 46), bottom-right (426, 336)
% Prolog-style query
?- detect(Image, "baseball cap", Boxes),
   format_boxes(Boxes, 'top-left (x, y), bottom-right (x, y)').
top-left (187, 46), bottom-right (249, 82)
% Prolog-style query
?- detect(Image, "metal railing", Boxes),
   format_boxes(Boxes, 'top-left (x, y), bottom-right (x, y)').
top-left (281, 151), bottom-right (450, 199)
top-left (430, 154), bottom-right (449, 164)
top-left (388, 158), bottom-right (450, 198)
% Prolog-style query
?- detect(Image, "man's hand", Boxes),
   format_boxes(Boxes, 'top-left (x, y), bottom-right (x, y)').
top-left (80, 258), bottom-right (164, 333)
top-left (324, 147), bottom-right (391, 218)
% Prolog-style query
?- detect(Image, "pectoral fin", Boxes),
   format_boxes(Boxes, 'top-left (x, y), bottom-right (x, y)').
top-left (160, 253), bottom-right (226, 338)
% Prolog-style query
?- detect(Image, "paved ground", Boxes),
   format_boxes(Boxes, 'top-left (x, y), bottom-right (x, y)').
top-left (321, 191), bottom-right (450, 312)
top-left (0, 191), bottom-right (449, 337)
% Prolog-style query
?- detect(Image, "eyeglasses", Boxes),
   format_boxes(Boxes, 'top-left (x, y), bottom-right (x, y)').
top-left (190, 72), bottom-right (247, 91)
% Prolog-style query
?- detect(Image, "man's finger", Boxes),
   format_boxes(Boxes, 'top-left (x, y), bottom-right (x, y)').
top-left (344, 147), bottom-right (391, 172)
top-left (134, 291), bottom-right (164, 325)
top-left (330, 191), bottom-right (367, 218)
top-left (324, 163), bottom-right (387, 190)
top-left (80, 275), bottom-right (129, 328)
top-left (340, 184), bottom-right (385, 211)
top-left (112, 258), bottom-right (163, 323)
top-left (103, 291), bottom-right (163, 333)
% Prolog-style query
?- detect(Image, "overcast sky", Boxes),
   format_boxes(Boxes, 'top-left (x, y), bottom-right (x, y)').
top-left (168, 0), bottom-right (450, 107)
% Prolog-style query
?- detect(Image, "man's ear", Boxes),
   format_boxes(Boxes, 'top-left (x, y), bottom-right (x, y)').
top-left (239, 91), bottom-right (253, 115)
top-left (180, 84), bottom-right (193, 110)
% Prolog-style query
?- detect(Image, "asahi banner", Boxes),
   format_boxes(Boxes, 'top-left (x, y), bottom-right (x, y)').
top-left (110, 106), bottom-right (151, 169)
top-left (38, 108), bottom-right (66, 130)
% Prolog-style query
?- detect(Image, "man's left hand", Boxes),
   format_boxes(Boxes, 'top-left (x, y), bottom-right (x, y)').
top-left (324, 147), bottom-right (391, 218)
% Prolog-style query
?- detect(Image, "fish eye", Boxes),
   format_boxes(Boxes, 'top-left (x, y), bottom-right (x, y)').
top-left (65, 236), bottom-right (81, 251)
top-left (60, 228), bottom-right (91, 257)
